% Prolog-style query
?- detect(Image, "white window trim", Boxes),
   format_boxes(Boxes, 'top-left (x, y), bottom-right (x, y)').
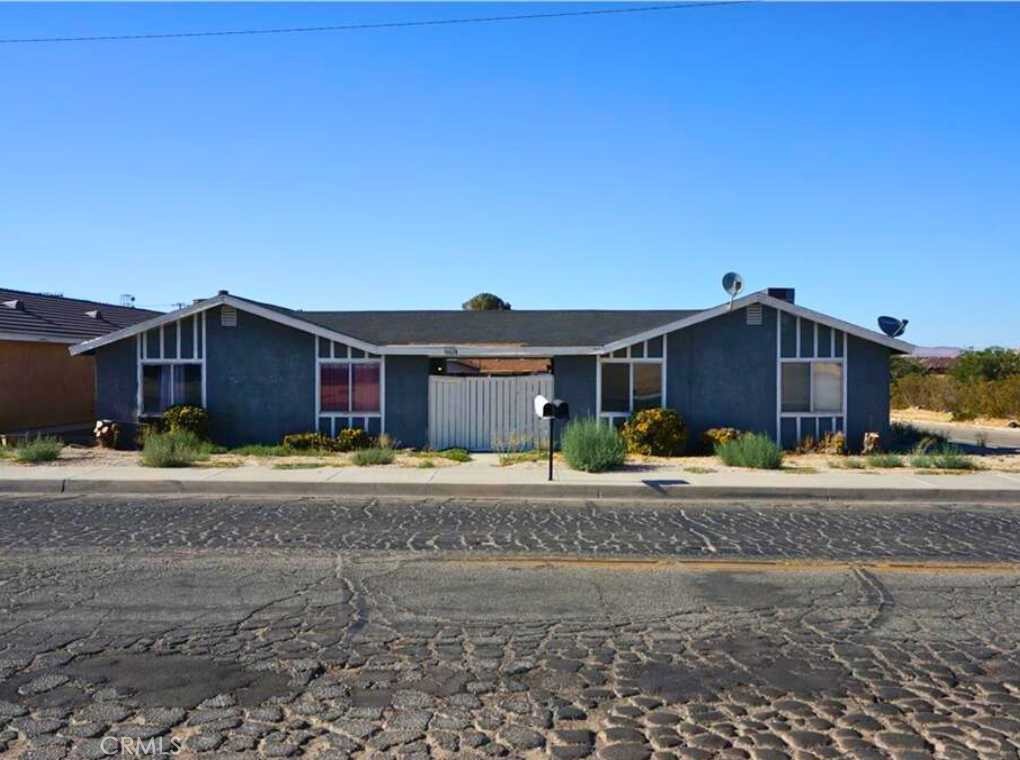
top-left (775, 315), bottom-right (848, 444)
top-left (136, 312), bottom-right (207, 417)
top-left (314, 336), bottom-right (385, 437)
top-left (595, 338), bottom-right (667, 421)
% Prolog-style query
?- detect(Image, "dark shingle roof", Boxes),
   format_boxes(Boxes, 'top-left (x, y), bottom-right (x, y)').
top-left (0, 288), bottom-right (162, 342)
top-left (292, 309), bottom-right (702, 347)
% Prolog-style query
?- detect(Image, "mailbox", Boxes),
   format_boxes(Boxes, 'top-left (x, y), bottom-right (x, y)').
top-left (534, 395), bottom-right (570, 421)
top-left (534, 395), bottom-right (569, 482)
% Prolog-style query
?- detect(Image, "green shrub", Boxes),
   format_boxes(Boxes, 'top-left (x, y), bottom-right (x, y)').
top-left (14, 436), bottom-right (64, 463)
top-left (561, 419), bottom-right (627, 472)
top-left (162, 404), bottom-right (210, 439)
top-left (351, 447), bottom-right (395, 466)
top-left (437, 448), bottom-right (471, 462)
top-left (715, 433), bottom-right (783, 469)
top-left (910, 443), bottom-right (975, 470)
top-left (951, 347), bottom-right (1020, 384)
top-left (867, 453), bottom-right (904, 468)
top-left (891, 373), bottom-right (1020, 420)
top-left (417, 458), bottom-right (435, 469)
top-left (620, 408), bottom-right (687, 456)
top-left (282, 432), bottom-right (337, 451)
top-left (700, 427), bottom-right (742, 453)
top-left (336, 427), bottom-right (372, 452)
top-left (141, 431), bottom-right (211, 468)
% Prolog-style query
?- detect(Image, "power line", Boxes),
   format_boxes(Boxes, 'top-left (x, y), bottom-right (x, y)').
top-left (0, 2), bottom-right (748, 45)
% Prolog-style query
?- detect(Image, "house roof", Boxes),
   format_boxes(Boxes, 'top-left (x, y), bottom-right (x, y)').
top-left (0, 287), bottom-right (162, 344)
top-left (70, 290), bottom-right (915, 357)
top-left (294, 309), bottom-right (700, 347)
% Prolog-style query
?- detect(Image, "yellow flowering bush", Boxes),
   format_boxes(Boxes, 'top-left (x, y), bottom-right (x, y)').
top-left (621, 408), bottom-right (687, 456)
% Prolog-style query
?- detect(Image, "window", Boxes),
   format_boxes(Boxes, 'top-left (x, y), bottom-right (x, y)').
top-left (781, 361), bottom-right (842, 413)
top-left (781, 364), bottom-right (810, 412)
top-left (811, 362), bottom-right (843, 412)
top-left (598, 339), bottom-right (666, 418)
top-left (633, 364), bottom-right (662, 411)
top-left (142, 364), bottom-right (202, 415)
top-left (319, 362), bottom-right (381, 414)
top-left (320, 364), bottom-right (349, 412)
top-left (600, 364), bottom-right (630, 413)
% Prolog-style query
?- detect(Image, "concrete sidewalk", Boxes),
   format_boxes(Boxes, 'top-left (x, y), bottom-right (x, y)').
top-left (3, 453), bottom-right (1020, 502)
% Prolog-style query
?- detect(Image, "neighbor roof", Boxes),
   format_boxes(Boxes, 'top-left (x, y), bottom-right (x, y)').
top-left (0, 287), bottom-right (161, 343)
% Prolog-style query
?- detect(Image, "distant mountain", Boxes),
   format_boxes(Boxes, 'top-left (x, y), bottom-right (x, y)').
top-left (910, 346), bottom-right (963, 358)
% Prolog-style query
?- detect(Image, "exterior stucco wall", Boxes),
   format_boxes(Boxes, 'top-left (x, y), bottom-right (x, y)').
top-left (552, 356), bottom-right (597, 420)
top-left (205, 306), bottom-right (316, 447)
top-left (666, 305), bottom-right (779, 442)
top-left (384, 356), bottom-right (429, 449)
top-left (95, 338), bottom-right (137, 425)
top-left (0, 340), bottom-right (97, 431)
top-left (846, 335), bottom-right (892, 452)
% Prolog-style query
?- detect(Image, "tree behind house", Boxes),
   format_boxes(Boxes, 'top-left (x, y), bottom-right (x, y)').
top-left (462, 293), bottom-right (511, 311)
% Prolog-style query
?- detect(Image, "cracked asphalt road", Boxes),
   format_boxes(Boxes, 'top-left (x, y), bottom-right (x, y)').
top-left (2, 494), bottom-right (1020, 562)
top-left (1, 495), bottom-right (1019, 760)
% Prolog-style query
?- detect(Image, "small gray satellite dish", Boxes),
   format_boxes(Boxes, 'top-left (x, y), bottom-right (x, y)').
top-left (722, 272), bottom-right (743, 309)
top-left (877, 316), bottom-right (908, 338)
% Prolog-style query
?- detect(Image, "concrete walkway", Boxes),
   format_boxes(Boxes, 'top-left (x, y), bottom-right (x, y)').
top-left (3, 453), bottom-right (1020, 501)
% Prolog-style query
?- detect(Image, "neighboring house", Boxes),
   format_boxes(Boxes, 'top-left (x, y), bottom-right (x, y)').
top-left (69, 288), bottom-right (913, 451)
top-left (0, 288), bottom-right (160, 433)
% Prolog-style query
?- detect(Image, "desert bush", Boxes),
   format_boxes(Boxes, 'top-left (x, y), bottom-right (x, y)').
top-left (351, 447), bottom-right (395, 466)
top-left (282, 432), bottom-right (337, 451)
top-left (890, 356), bottom-right (929, 382)
top-left (561, 419), bottom-right (627, 472)
top-left (715, 433), bottom-right (783, 469)
top-left (162, 404), bottom-right (210, 439)
top-left (910, 443), bottom-right (975, 470)
top-left (141, 430), bottom-right (211, 468)
top-left (795, 431), bottom-right (846, 455)
top-left (14, 436), bottom-right (64, 463)
top-left (866, 453), bottom-right (904, 468)
top-left (336, 427), bottom-right (372, 452)
top-left (621, 408), bottom-right (687, 456)
top-left (891, 373), bottom-right (1020, 420)
top-left (951, 347), bottom-right (1020, 384)
top-left (701, 427), bottom-right (742, 453)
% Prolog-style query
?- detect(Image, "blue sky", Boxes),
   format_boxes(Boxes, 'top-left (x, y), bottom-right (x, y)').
top-left (2, 3), bottom-right (1018, 347)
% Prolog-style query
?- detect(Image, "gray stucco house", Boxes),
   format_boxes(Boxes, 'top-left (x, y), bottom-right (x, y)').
top-left (70, 288), bottom-right (912, 452)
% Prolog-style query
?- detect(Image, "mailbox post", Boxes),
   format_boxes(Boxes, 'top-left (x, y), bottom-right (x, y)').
top-left (534, 395), bottom-right (570, 481)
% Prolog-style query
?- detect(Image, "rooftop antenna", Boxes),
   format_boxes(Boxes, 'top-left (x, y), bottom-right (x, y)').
top-left (878, 316), bottom-right (909, 338)
top-left (722, 271), bottom-right (743, 310)
top-left (119, 294), bottom-right (135, 308)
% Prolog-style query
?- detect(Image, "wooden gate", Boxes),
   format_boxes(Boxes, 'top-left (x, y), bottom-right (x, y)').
top-left (427, 374), bottom-right (554, 451)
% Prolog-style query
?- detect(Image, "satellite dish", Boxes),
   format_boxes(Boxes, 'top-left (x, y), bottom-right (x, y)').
top-left (877, 316), bottom-right (908, 338)
top-left (722, 272), bottom-right (743, 297)
top-left (722, 272), bottom-right (743, 309)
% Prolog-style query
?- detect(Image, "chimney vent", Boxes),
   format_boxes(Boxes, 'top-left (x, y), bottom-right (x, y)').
top-left (218, 289), bottom-right (229, 296)
top-left (767, 287), bottom-right (795, 304)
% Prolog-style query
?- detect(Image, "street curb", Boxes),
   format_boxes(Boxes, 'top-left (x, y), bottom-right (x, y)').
top-left (2, 478), bottom-right (1020, 503)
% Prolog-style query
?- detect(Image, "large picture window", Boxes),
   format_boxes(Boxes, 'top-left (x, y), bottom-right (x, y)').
top-left (142, 363), bottom-right (202, 415)
top-left (781, 361), bottom-right (843, 413)
top-left (320, 362), bottom-right (381, 414)
top-left (598, 338), bottom-right (665, 420)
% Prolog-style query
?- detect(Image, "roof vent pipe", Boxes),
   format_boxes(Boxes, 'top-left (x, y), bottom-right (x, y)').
top-left (85, 309), bottom-right (102, 319)
top-left (2, 299), bottom-right (24, 310)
